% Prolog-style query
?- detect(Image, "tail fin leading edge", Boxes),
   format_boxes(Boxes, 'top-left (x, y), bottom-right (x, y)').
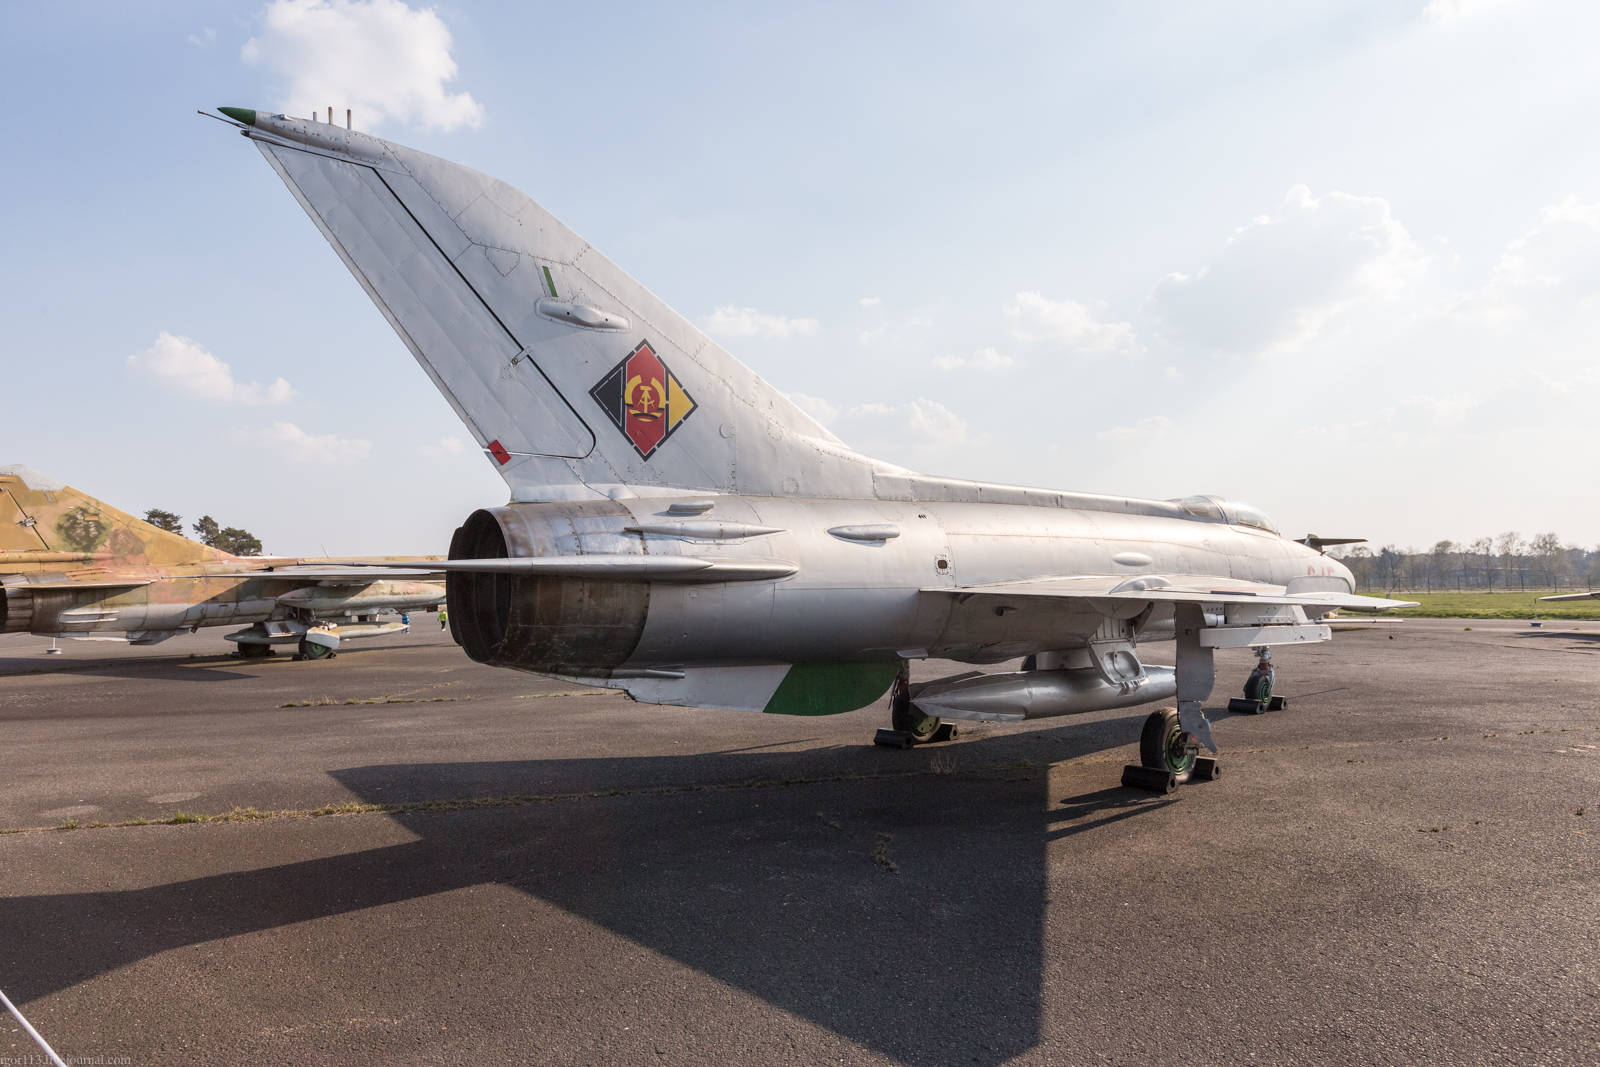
top-left (242, 115), bottom-right (884, 502)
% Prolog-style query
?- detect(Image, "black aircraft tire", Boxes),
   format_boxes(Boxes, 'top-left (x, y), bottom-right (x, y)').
top-left (890, 680), bottom-right (942, 742)
top-left (1140, 707), bottom-right (1197, 777)
top-left (298, 638), bottom-right (333, 660)
top-left (1243, 670), bottom-right (1273, 703)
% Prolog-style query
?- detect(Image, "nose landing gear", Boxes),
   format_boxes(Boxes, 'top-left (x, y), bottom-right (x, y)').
top-left (1229, 647), bottom-right (1288, 714)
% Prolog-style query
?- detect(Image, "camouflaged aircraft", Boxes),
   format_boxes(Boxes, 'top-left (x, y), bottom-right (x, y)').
top-left (0, 465), bottom-right (444, 660)
top-left (217, 106), bottom-right (1414, 789)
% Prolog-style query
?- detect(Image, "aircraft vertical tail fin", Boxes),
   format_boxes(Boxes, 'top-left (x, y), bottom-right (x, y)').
top-left (0, 465), bottom-right (232, 567)
top-left (231, 110), bottom-right (893, 502)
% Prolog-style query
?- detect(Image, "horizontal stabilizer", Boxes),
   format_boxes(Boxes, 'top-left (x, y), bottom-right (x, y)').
top-left (1300, 535), bottom-right (1368, 551)
top-left (338, 554), bottom-right (798, 583)
top-left (243, 566), bottom-right (444, 581)
top-left (1538, 591), bottom-right (1599, 602)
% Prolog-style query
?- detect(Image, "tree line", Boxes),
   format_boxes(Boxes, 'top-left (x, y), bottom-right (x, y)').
top-left (1329, 533), bottom-right (1598, 593)
top-left (144, 509), bottom-right (264, 556)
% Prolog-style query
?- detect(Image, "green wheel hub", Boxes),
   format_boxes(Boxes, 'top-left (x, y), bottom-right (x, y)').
top-left (1140, 707), bottom-right (1197, 777)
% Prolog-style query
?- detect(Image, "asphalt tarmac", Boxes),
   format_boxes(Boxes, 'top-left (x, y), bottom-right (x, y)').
top-left (1, 619), bottom-right (1596, 1066)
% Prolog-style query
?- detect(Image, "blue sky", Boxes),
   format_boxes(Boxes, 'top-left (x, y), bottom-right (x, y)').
top-left (2, 0), bottom-right (1596, 555)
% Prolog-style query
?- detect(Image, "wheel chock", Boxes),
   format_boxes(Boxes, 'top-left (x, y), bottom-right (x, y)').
top-left (931, 722), bottom-right (959, 743)
top-left (1192, 756), bottom-right (1221, 781)
top-left (874, 728), bottom-right (916, 749)
top-left (1228, 697), bottom-right (1266, 714)
top-left (1121, 765), bottom-right (1177, 794)
top-left (1267, 696), bottom-right (1288, 711)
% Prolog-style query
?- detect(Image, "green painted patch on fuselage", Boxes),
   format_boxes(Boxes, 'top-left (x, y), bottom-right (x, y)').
top-left (762, 662), bottom-right (899, 716)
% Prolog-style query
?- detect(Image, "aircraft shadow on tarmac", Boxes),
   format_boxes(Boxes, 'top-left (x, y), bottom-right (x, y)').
top-left (0, 712), bottom-right (1235, 1065)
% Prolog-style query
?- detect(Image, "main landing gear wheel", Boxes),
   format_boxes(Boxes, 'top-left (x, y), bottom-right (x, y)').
top-left (891, 678), bottom-right (943, 742)
top-left (238, 643), bottom-right (272, 659)
top-left (297, 638), bottom-right (334, 660)
top-left (874, 676), bottom-right (956, 748)
top-left (1139, 706), bottom-right (1197, 779)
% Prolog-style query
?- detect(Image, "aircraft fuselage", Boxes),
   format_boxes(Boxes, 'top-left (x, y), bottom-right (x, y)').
top-left (447, 495), bottom-right (1352, 674)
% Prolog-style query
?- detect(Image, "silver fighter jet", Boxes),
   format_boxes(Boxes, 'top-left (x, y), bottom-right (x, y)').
top-left (215, 106), bottom-right (1414, 787)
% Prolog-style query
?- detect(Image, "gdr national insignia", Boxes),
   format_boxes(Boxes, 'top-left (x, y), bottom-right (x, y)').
top-left (588, 341), bottom-right (698, 460)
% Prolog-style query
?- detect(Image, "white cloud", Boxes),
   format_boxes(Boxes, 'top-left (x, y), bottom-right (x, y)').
top-left (905, 317), bottom-right (935, 328)
top-left (935, 347), bottom-right (1015, 371)
top-left (1450, 196), bottom-right (1600, 325)
top-left (1003, 292), bottom-right (1137, 353)
top-left (1387, 393), bottom-right (1479, 427)
top-left (241, 422), bottom-right (372, 463)
top-left (703, 306), bottom-right (819, 340)
top-left (1096, 416), bottom-right (1173, 442)
top-left (1424, 0), bottom-right (1521, 23)
top-left (858, 326), bottom-right (887, 345)
top-left (127, 332), bottom-right (294, 405)
top-left (242, 0), bottom-right (484, 132)
top-left (860, 297), bottom-right (882, 307)
top-left (834, 398), bottom-right (973, 453)
top-left (786, 392), bottom-right (840, 426)
top-left (187, 27), bottom-right (216, 47)
top-left (1144, 185), bottom-right (1424, 358)
top-left (418, 436), bottom-right (465, 456)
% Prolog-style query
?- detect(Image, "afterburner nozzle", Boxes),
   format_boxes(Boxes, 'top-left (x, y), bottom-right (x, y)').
top-left (218, 107), bottom-right (257, 126)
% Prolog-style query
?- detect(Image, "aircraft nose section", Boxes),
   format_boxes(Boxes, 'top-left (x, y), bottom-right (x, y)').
top-left (218, 107), bottom-right (257, 126)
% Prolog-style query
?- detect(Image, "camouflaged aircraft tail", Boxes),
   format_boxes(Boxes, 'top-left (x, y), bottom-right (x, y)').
top-left (0, 465), bottom-right (233, 568)
top-left (234, 110), bottom-right (898, 504)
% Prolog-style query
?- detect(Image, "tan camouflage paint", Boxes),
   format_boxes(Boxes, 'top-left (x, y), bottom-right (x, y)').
top-left (1, 470), bottom-right (443, 639)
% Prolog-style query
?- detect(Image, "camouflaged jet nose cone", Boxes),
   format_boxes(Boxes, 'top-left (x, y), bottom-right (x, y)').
top-left (218, 107), bottom-right (257, 126)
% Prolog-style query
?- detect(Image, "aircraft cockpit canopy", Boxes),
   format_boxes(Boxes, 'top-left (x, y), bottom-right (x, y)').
top-left (1170, 495), bottom-right (1280, 536)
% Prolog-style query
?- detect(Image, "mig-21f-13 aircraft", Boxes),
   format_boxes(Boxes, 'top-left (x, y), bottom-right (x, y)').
top-left (216, 105), bottom-right (1414, 787)
top-left (0, 465), bottom-right (444, 660)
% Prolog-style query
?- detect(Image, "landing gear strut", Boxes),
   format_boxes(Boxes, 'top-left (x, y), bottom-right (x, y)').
top-left (874, 665), bottom-right (958, 748)
top-left (1123, 603), bottom-right (1220, 792)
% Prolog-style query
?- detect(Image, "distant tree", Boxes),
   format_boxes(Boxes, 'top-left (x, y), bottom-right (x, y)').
top-left (192, 515), bottom-right (264, 557)
top-left (143, 508), bottom-right (183, 533)
top-left (1496, 532), bottom-right (1524, 590)
top-left (1375, 545), bottom-right (1404, 591)
top-left (1429, 540), bottom-right (1456, 593)
top-left (1338, 545), bottom-right (1375, 590)
top-left (1468, 537), bottom-right (1495, 591)
top-left (1529, 532), bottom-right (1569, 590)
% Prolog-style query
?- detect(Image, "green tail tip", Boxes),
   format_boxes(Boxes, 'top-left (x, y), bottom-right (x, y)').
top-left (218, 107), bottom-right (256, 126)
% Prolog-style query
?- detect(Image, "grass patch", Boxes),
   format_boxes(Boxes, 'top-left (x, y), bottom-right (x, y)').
top-left (282, 681), bottom-right (474, 708)
top-left (281, 696), bottom-right (469, 708)
top-left (1352, 591), bottom-right (1600, 620)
